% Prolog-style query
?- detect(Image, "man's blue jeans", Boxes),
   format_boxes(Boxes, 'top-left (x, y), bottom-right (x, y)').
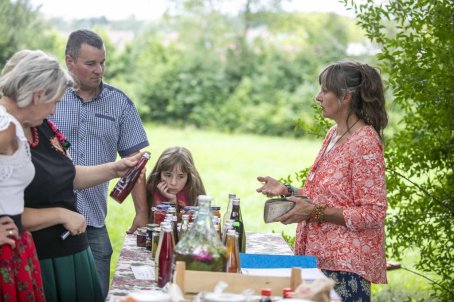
top-left (86, 226), bottom-right (113, 300)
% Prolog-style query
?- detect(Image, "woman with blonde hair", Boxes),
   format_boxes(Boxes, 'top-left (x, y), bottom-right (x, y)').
top-left (0, 49), bottom-right (144, 301)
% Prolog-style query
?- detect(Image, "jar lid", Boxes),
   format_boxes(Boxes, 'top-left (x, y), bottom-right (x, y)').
top-left (156, 204), bottom-right (170, 210)
top-left (142, 152), bottom-right (151, 160)
top-left (137, 227), bottom-right (147, 235)
top-left (261, 289), bottom-right (272, 296)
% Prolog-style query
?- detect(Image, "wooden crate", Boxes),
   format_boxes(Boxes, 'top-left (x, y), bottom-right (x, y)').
top-left (173, 261), bottom-right (302, 296)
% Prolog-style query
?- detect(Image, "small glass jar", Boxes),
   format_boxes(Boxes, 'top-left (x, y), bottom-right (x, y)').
top-left (146, 224), bottom-right (159, 251)
top-left (136, 227), bottom-right (147, 247)
top-left (151, 227), bottom-right (161, 258)
top-left (211, 206), bottom-right (221, 218)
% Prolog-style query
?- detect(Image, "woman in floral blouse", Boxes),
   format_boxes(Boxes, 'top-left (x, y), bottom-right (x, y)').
top-left (257, 61), bottom-right (388, 302)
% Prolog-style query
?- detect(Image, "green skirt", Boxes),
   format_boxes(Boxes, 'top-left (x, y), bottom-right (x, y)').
top-left (39, 247), bottom-right (103, 302)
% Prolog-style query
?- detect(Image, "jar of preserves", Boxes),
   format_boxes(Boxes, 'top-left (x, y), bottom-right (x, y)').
top-left (211, 206), bottom-right (221, 219)
top-left (153, 204), bottom-right (170, 225)
top-left (136, 227), bottom-right (147, 248)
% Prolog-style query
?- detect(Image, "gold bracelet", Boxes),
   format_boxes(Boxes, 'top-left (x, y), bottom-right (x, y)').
top-left (310, 204), bottom-right (326, 222)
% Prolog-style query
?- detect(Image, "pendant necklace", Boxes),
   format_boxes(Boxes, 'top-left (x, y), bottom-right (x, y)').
top-left (308, 119), bottom-right (360, 181)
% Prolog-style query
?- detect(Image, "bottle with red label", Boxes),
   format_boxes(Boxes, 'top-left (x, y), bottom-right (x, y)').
top-left (110, 152), bottom-right (150, 203)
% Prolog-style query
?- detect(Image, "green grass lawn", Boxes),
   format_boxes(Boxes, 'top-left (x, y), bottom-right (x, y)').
top-left (106, 123), bottom-right (433, 300)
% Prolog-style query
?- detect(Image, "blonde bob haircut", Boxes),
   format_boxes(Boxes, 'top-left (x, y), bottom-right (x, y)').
top-left (0, 49), bottom-right (74, 108)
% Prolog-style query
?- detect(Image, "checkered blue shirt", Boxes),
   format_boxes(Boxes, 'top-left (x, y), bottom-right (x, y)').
top-left (50, 83), bottom-right (149, 227)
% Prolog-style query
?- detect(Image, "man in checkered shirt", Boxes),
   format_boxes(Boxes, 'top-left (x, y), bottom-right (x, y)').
top-left (50, 29), bottom-right (150, 300)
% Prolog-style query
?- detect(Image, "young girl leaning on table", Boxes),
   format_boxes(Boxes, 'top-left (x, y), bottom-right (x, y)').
top-left (146, 146), bottom-right (206, 221)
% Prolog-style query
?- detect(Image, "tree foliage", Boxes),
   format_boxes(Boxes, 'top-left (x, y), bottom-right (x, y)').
top-left (344, 0), bottom-right (454, 299)
top-left (118, 0), bottom-right (364, 136)
top-left (0, 0), bottom-right (61, 65)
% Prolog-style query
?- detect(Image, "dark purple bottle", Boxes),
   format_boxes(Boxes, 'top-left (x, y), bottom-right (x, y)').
top-left (158, 224), bottom-right (175, 288)
top-left (110, 152), bottom-right (150, 203)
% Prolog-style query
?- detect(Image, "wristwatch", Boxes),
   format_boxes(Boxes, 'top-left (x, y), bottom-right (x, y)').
top-left (283, 183), bottom-right (297, 197)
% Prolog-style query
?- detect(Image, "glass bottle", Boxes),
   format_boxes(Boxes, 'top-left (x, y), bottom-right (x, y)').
top-left (174, 195), bottom-right (227, 272)
top-left (151, 227), bottom-right (161, 258)
top-left (230, 198), bottom-right (246, 253)
top-left (179, 214), bottom-right (190, 239)
top-left (154, 222), bottom-right (171, 280)
top-left (172, 215), bottom-right (179, 244)
top-left (225, 229), bottom-right (240, 273)
top-left (157, 224), bottom-right (175, 288)
top-left (222, 219), bottom-right (233, 245)
top-left (222, 193), bottom-right (236, 228)
top-left (212, 216), bottom-right (221, 239)
top-left (110, 152), bottom-right (150, 203)
top-left (260, 289), bottom-right (272, 302)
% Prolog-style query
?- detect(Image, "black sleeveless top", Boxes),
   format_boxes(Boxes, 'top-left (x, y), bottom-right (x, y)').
top-left (24, 119), bottom-right (88, 259)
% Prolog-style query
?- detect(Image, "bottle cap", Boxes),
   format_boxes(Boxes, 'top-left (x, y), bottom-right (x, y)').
top-left (282, 288), bottom-right (294, 298)
top-left (143, 152), bottom-right (151, 159)
top-left (197, 195), bottom-right (213, 202)
top-left (261, 289), bottom-right (272, 296)
top-left (211, 206), bottom-right (221, 210)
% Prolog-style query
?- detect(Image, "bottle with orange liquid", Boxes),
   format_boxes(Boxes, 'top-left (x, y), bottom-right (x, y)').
top-left (225, 229), bottom-right (240, 273)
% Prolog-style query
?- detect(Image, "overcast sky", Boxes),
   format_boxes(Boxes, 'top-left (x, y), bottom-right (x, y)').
top-left (29, 0), bottom-right (355, 21)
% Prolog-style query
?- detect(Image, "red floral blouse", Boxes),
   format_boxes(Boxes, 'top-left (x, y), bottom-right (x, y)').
top-left (295, 125), bottom-right (387, 284)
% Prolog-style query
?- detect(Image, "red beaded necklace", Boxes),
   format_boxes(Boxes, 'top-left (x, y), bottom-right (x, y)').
top-left (29, 127), bottom-right (39, 148)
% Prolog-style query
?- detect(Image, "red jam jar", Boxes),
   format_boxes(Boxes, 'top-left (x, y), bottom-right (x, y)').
top-left (153, 204), bottom-right (170, 225)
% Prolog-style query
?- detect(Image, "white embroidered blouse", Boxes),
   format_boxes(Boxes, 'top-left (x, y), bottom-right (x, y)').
top-left (0, 105), bottom-right (35, 215)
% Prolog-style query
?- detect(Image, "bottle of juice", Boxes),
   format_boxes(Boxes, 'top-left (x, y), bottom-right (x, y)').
top-left (225, 229), bottom-right (240, 273)
top-left (110, 152), bottom-right (150, 203)
top-left (157, 224), bottom-right (175, 288)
